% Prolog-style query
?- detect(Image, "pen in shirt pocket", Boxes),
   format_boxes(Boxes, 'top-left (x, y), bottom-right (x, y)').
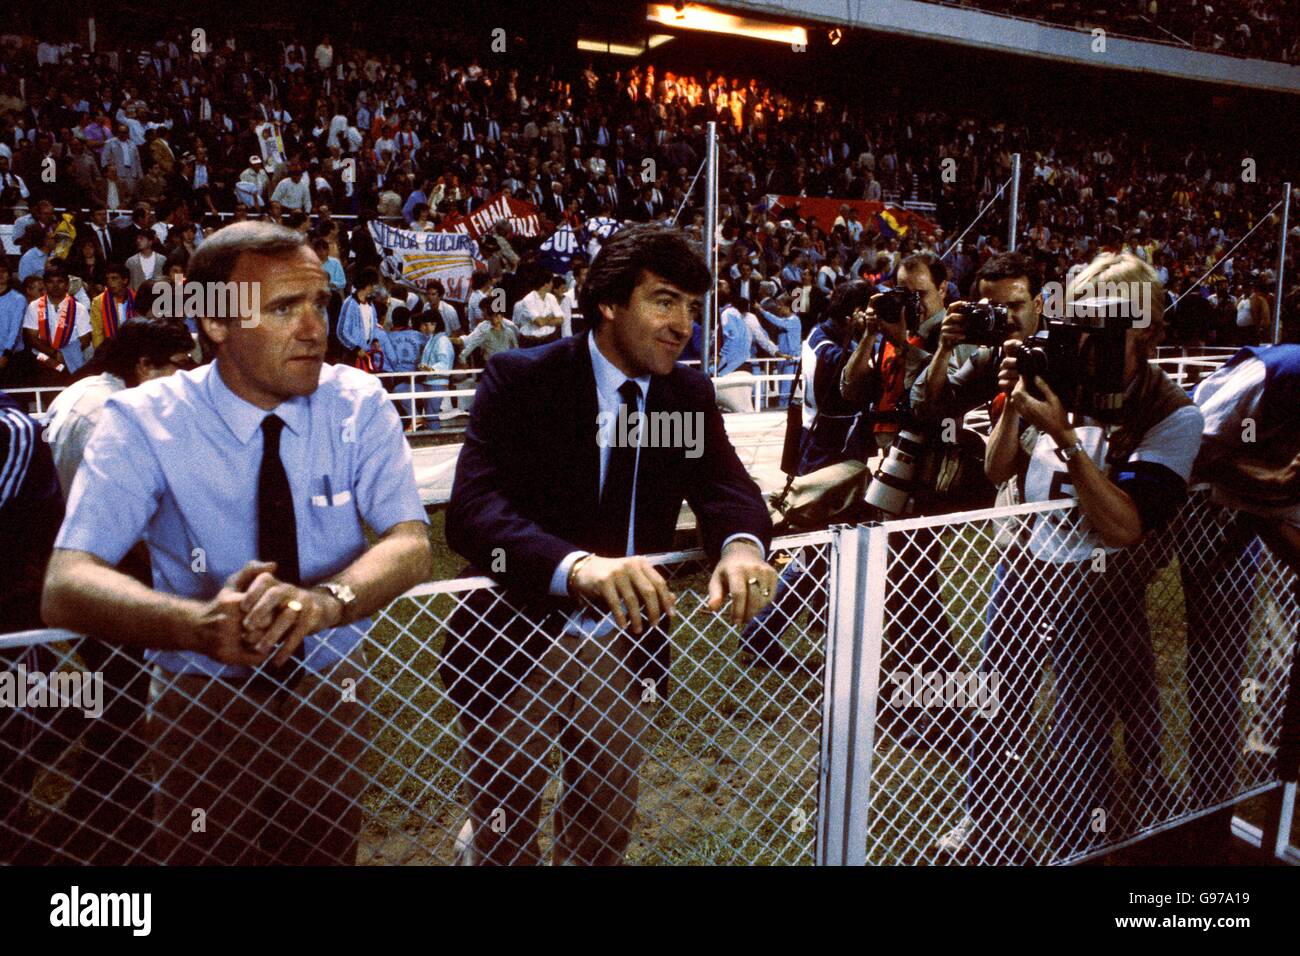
top-left (312, 474), bottom-right (351, 507)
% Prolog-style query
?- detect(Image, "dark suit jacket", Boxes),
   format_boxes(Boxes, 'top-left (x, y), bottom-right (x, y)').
top-left (443, 332), bottom-right (772, 718)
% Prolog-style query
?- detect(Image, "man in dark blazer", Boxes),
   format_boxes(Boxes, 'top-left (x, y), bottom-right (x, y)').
top-left (444, 225), bottom-right (776, 865)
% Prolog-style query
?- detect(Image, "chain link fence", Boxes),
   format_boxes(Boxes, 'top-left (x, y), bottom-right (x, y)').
top-left (2, 490), bottom-right (1296, 866)
top-left (0, 533), bottom-right (832, 866)
top-left (824, 488), bottom-right (1299, 866)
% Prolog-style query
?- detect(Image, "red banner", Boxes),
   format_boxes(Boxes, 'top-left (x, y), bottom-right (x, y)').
top-left (765, 195), bottom-right (938, 238)
top-left (443, 191), bottom-right (542, 241)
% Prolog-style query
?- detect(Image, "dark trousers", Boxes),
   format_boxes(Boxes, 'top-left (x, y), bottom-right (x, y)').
top-left (0, 646), bottom-right (69, 863)
top-left (965, 553), bottom-right (1167, 861)
top-left (882, 525), bottom-right (962, 680)
top-left (0, 641), bottom-right (153, 864)
top-left (1154, 510), bottom-right (1288, 863)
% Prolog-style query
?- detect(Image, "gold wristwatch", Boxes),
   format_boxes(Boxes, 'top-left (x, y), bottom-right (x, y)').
top-left (314, 581), bottom-right (358, 625)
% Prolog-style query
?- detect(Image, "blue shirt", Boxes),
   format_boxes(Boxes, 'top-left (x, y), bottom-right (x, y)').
top-left (712, 306), bottom-right (752, 376)
top-left (323, 256), bottom-right (346, 291)
top-left (0, 289), bottom-right (25, 354)
top-left (337, 295), bottom-right (395, 368)
top-left (18, 248), bottom-right (47, 282)
top-left (55, 360), bottom-right (428, 677)
top-left (402, 189), bottom-right (428, 224)
top-left (757, 307), bottom-right (802, 357)
top-left (419, 332), bottom-right (455, 390)
top-left (386, 328), bottom-right (425, 372)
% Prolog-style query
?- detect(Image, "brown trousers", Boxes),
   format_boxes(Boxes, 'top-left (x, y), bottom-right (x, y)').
top-left (146, 657), bottom-right (370, 865)
top-left (457, 632), bottom-right (653, 865)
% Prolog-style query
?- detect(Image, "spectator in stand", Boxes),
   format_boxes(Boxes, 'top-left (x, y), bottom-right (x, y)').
top-left (386, 306), bottom-right (428, 431)
top-left (125, 230), bottom-right (165, 292)
top-left (337, 267), bottom-right (392, 371)
top-left (512, 264), bottom-right (566, 347)
top-left (0, 262), bottom-right (26, 387)
top-left (23, 262), bottom-right (92, 382)
top-left (1248, 281), bottom-right (1273, 345)
top-left (417, 311), bottom-right (458, 429)
top-left (101, 124), bottom-right (142, 197)
top-left (455, 293), bottom-right (519, 365)
top-left (88, 262), bottom-right (138, 349)
top-left (312, 237), bottom-right (346, 292)
top-left (465, 271), bottom-right (496, 328)
top-left (421, 279), bottom-right (463, 338)
top-left (18, 225), bottom-right (55, 283)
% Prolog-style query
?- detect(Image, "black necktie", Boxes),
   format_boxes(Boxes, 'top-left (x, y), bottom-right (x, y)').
top-left (595, 380), bottom-right (641, 557)
top-left (258, 415), bottom-right (302, 664)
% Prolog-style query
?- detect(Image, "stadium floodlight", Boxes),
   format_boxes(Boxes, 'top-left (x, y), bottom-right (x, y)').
top-left (578, 33), bottom-right (675, 56)
top-left (646, 4), bottom-right (808, 46)
top-left (578, 38), bottom-right (651, 56)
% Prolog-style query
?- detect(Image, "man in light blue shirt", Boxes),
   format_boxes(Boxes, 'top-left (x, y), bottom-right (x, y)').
top-left (0, 261), bottom-right (26, 382)
top-left (756, 297), bottom-right (803, 403)
top-left (710, 301), bottom-right (752, 377)
top-left (17, 226), bottom-right (54, 282)
top-left (312, 236), bottom-right (345, 291)
top-left (42, 222), bottom-right (432, 864)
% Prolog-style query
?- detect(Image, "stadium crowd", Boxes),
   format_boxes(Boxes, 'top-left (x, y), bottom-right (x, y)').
top-left (1, 18), bottom-right (1298, 869)
top-left (0, 24), bottom-right (1297, 397)
top-left (937, 0), bottom-right (1300, 63)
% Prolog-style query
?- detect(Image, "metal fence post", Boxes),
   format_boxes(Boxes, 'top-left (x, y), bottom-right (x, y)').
top-left (702, 120), bottom-right (717, 372)
top-left (1008, 152), bottom-right (1021, 252)
top-left (1255, 782), bottom-right (1296, 859)
top-left (1274, 182), bottom-right (1291, 345)
top-left (817, 521), bottom-right (888, 866)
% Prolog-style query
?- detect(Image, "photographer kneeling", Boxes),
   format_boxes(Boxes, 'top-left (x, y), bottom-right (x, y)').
top-left (950, 253), bottom-right (1204, 863)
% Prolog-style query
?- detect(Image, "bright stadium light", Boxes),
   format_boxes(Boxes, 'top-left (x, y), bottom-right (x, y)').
top-left (646, 4), bottom-right (808, 46)
top-left (579, 32), bottom-right (676, 56)
top-left (578, 38), bottom-right (652, 56)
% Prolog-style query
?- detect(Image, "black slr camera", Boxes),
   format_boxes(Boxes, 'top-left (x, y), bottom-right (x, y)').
top-left (952, 301), bottom-right (1011, 347)
top-left (871, 289), bottom-right (925, 332)
top-left (1012, 316), bottom-right (1132, 420)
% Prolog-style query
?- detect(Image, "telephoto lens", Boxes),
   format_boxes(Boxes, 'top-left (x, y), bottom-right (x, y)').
top-left (864, 429), bottom-right (926, 516)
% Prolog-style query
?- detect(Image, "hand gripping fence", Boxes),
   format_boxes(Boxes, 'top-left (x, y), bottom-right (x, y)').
top-left (1, 492), bottom-right (1296, 866)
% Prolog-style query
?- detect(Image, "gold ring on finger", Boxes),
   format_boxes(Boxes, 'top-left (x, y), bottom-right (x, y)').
top-left (285, 599), bottom-right (304, 613)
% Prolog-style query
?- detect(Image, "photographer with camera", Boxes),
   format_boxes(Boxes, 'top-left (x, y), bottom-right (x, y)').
top-left (910, 252), bottom-right (1045, 427)
top-left (842, 253), bottom-right (961, 455)
top-left (793, 280), bottom-right (878, 474)
top-left (737, 280), bottom-right (876, 670)
top-left (946, 253), bottom-right (1204, 863)
top-left (839, 255), bottom-right (991, 747)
